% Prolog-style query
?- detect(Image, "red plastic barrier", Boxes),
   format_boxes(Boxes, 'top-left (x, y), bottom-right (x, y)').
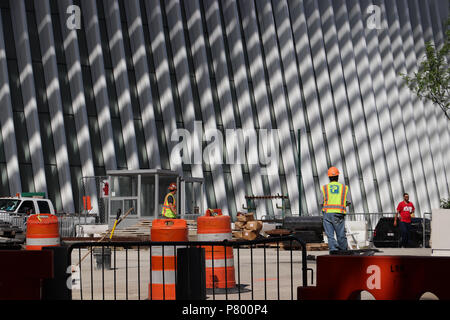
top-left (0, 250), bottom-right (54, 300)
top-left (298, 255), bottom-right (450, 300)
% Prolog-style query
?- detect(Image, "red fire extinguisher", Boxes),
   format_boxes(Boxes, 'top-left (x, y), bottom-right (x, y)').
top-left (103, 182), bottom-right (109, 197)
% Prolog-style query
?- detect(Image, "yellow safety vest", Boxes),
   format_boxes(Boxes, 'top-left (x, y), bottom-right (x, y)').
top-left (162, 193), bottom-right (177, 218)
top-left (321, 181), bottom-right (348, 214)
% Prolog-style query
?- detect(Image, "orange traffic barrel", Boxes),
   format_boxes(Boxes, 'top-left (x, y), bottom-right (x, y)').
top-left (149, 219), bottom-right (187, 300)
top-left (26, 214), bottom-right (60, 251)
top-left (197, 209), bottom-right (236, 289)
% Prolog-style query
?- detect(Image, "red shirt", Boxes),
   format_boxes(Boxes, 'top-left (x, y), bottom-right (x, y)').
top-left (397, 201), bottom-right (415, 223)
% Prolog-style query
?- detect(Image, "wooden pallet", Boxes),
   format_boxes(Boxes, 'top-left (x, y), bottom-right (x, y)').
top-left (100, 219), bottom-right (151, 240)
top-left (265, 229), bottom-right (292, 237)
top-left (103, 219), bottom-right (198, 240)
top-left (305, 243), bottom-right (329, 251)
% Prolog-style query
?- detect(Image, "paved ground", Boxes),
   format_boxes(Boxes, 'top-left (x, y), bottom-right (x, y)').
top-left (69, 246), bottom-right (438, 300)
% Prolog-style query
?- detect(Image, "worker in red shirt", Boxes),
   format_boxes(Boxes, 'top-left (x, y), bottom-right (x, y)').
top-left (394, 193), bottom-right (415, 248)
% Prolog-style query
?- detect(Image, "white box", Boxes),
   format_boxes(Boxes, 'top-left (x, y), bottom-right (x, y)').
top-left (345, 220), bottom-right (369, 249)
top-left (431, 209), bottom-right (450, 256)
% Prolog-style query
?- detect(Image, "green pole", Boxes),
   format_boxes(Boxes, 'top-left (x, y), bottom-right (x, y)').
top-left (298, 129), bottom-right (302, 217)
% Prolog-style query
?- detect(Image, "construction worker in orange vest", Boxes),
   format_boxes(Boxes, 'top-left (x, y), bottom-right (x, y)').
top-left (162, 183), bottom-right (177, 219)
top-left (321, 167), bottom-right (351, 252)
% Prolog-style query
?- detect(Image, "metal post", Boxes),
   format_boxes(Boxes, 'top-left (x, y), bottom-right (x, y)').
top-left (176, 176), bottom-right (180, 217)
top-left (423, 213), bottom-right (426, 248)
top-left (180, 179), bottom-right (185, 217)
top-left (423, 212), bottom-right (431, 248)
top-left (298, 129), bottom-right (302, 216)
top-left (201, 181), bottom-right (204, 216)
top-left (137, 174), bottom-right (141, 219)
top-left (155, 174), bottom-right (159, 218)
top-left (107, 177), bottom-right (112, 224)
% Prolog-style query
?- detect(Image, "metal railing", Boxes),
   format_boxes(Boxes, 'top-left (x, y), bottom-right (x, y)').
top-left (57, 214), bottom-right (98, 238)
top-left (0, 212), bottom-right (99, 238)
top-left (67, 235), bottom-right (309, 301)
top-left (0, 212), bottom-right (24, 228)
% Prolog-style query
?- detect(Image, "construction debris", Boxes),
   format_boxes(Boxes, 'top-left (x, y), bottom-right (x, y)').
top-left (236, 212), bottom-right (256, 223)
top-left (232, 212), bottom-right (264, 240)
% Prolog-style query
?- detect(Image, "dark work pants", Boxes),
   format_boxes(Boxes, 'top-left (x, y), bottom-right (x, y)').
top-left (399, 221), bottom-right (411, 248)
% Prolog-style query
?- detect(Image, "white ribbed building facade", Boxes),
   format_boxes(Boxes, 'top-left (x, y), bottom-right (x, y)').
top-left (0, 0), bottom-right (448, 218)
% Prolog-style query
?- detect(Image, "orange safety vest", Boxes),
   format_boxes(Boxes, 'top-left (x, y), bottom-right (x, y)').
top-left (321, 181), bottom-right (348, 214)
top-left (162, 192), bottom-right (176, 218)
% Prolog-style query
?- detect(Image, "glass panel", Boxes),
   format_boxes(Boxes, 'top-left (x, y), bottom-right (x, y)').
top-left (0, 163), bottom-right (9, 197)
top-left (2, 9), bottom-right (17, 60)
top-left (33, 63), bottom-right (49, 113)
top-left (58, 65), bottom-right (73, 114)
top-left (7, 60), bottom-right (24, 111)
top-left (0, 125), bottom-right (5, 163)
top-left (105, 69), bottom-right (119, 117)
top-left (82, 66), bottom-right (97, 116)
top-left (96, 0), bottom-right (105, 19)
top-left (224, 172), bottom-right (237, 218)
top-left (109, 199), bottom-right (137, 217)
top-left (110, 199), bottom-right (122, 218)
top-left (88, 116), bottom-right (105, 167)
top-left (140, 176), bottom-right (155, 217)
top-left (45, 165), bottom-right (62, 213)
top-left (24, 0), bottom-right (34, 11)
top-left (134, 120), bottom-right (149, 169)
top-left (27, 13), bottom-right (41, 62)
top-left (77, 19), bottom-right (90, 67)
top-left (64, 115), bottom-right (82, 166)
top-left (39, 113), bottom-right (56, 165)
top-left (20, 164), bottom-right (35, 193)
top-left (70, 166), bottom-right (82, 213)
top-left (110, 176), bottom-right (138, 197)
top-left (204, 172), bottom-right (216, 209)
top-left (127, 71), bottom-right (140, 119)
top-left (262, 175), bottom-right (274, 216)
top-left (124, 199), bottom-right (138, 215)
top-left (13, 112), bottom-right (31, 163)
top-left (183, 180), bottom-right (202, 216)
top-left (51, 11), bottom-right (65, 64)
top-left (111, 118), bottom-right (127, 169)
top-left (98, 19), bottom-right (112, 69)
top-left (156, 121), bottom-right (170, 169)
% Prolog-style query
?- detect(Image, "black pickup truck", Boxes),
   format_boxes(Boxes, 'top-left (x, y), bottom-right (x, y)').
top-left (372, 217), bottom-right (431, 248)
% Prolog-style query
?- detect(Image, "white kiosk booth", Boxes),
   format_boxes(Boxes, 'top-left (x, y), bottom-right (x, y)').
top-left (105, 169), bottom-right (204, 230)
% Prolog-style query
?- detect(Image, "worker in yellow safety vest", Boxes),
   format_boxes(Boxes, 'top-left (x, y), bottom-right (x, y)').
top-left (321, 167), bottom-right (351, 252)
top-left (162, 183), bottom-right (177, 218)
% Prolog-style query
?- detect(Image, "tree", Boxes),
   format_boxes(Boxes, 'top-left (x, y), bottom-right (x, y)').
top-left (402, 18), bottom-right (450, 120)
